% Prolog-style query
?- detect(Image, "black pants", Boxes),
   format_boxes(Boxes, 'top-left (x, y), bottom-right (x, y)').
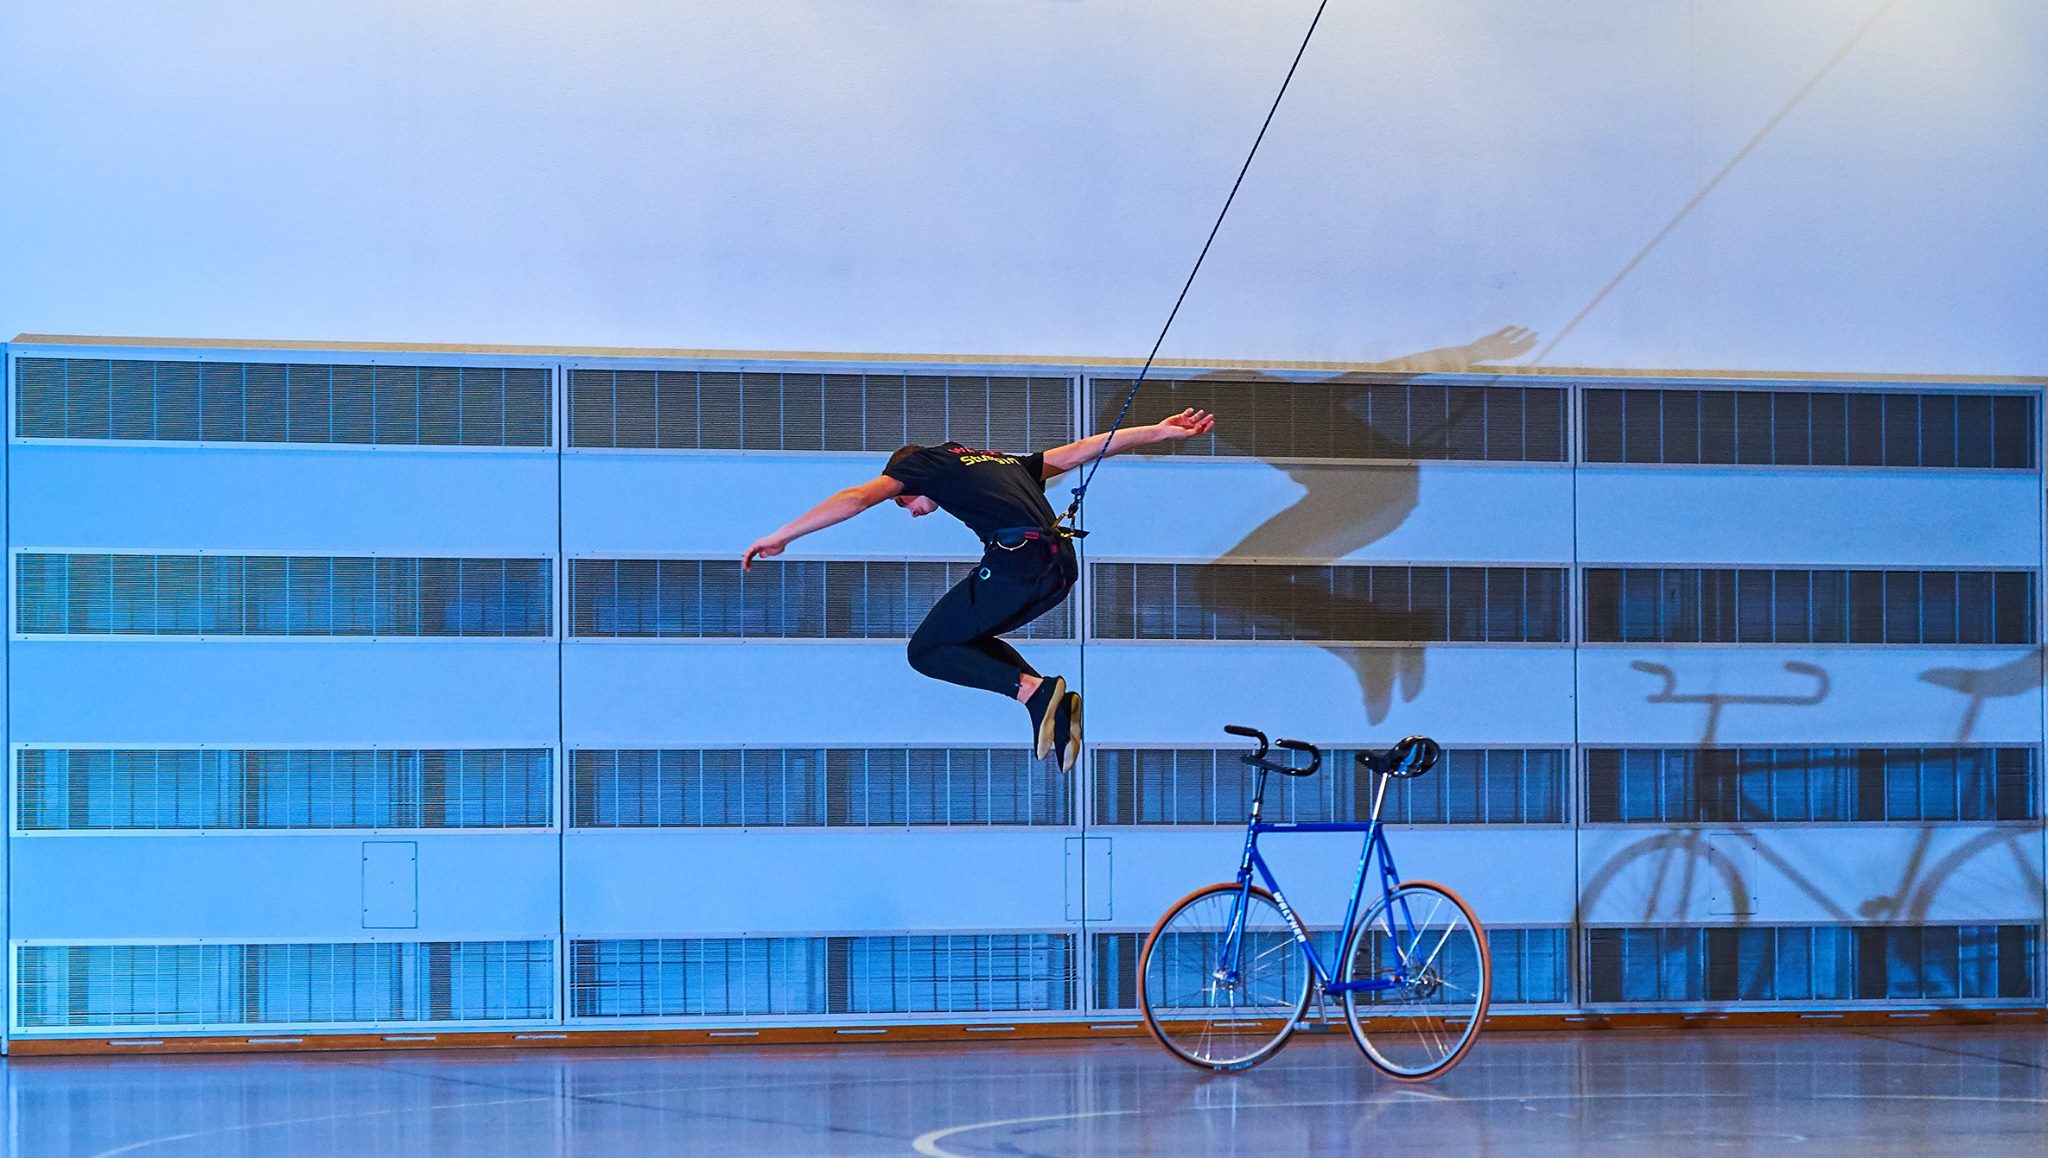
top-left (907, 536), bottom-right (1078, 697)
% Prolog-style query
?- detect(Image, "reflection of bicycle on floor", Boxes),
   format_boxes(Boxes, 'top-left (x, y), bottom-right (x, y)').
top-left (1138, 725), bottom-right (1491, 1077)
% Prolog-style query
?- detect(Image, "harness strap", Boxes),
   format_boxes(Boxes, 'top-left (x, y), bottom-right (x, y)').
top-left (984, 526), bottom-right (1074, 552)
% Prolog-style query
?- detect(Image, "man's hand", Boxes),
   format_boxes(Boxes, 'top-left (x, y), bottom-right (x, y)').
top-left (742, 536), bottom-right (787, 572)
top-left (1152, 408), bottom-right (1216, 442)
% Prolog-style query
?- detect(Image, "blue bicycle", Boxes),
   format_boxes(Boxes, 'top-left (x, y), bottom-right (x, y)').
top-left (1138, 725), bottom-right (1491, 1077)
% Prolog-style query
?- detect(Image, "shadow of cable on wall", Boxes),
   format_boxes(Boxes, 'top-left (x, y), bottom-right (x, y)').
top-left (1098, 325), bottom-right (1543, 723)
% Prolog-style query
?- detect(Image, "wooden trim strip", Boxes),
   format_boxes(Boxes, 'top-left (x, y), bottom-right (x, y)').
top-left (8, 1006), bottom-right (2041, 1057)
top-left (12, 334), bottom-right (2046, 386)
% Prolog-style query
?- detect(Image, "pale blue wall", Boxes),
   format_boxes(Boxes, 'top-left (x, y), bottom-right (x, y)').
top-left (2, 1), bottom-right (2044, 374)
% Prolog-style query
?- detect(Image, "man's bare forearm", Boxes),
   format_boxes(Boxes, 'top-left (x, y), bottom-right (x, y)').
top-left (1045, 424), bottom-right (1168, 473)
top-left (765, 489), bottom-right (870, 546)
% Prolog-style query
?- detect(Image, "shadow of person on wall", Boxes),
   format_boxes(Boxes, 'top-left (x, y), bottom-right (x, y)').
top-left (1104, 326), bottom-right (1542, 722)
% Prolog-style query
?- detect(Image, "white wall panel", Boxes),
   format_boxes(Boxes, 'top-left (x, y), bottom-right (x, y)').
top-left (565, 453), bottom-right (986, 558)
top-left (1577, 647), bottom-right (2043, 746)
top-left (9, 445), bottom-right (557, 556)
top-left (1578, 825), bottom-right (2045, 926)
top-left (563, 831), bottom-right (1065, 937)
top-left (1084, 461), bottom-right (1575, 563)
top-left (1107, 829), bottom-right (1579, 930)
top-left (563, 643), bottom-right (1082, 747)
top-left (1579, 468), bottom-right (2043, 567)
top-left (1086, 645), bottom-right (1576, 742)
top-left (7, 834), bottom-right (559, 941)
top-left (10, 642), bottom-right (559, 745)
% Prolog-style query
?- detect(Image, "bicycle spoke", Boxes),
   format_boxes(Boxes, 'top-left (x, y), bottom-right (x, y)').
top-left (1247, 938), bottom-right (1297, 966)
top-left (1342, 883), bottom-right (1489, 1080)
top-left (1410, 920), bottom-right (1460, 976)
top-left (1400, 896), bottom-right (1447, 948)
top-left (1142, 885), bottom-right (1309, 1070)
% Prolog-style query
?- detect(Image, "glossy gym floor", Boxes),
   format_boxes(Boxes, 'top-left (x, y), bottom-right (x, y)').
top-left (4, 1028), bottom-right (2046, 1156)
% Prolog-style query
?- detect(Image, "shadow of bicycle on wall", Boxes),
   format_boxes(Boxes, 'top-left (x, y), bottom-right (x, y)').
top-left (1580, 814), bottom-right (2046, 952)
top-left (1577, 661), bottom-right (1833, 926)
top-left (1580, 658), bottom-right (2045, 943)
top-left (1919, 647), bottom-right (2046, 744)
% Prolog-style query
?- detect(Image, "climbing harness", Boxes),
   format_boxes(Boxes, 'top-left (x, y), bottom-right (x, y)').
top-left (1052, 0), bottom-right (1333, 541)
top-left (985, 526), bottom-right (1063, 555)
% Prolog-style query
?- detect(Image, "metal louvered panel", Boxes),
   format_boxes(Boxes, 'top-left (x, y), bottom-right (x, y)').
top-left (1091, 747), bottom-right (1566, 825)
top-left (12, 941), bottom-right (555, 1029)
top-left (15, 357), bottom-right (66, 437)
top-left (1583, 924), bottom-right (2039, 1004)
top-left (244, 363), bottom-right (288, 441)
top-left (12, 358), bottom-right (552, 447)
top-left (286, 364), bottom-right (329, 442)
top-left (153, 363), bottom-right (196, 437)
top-left (1092, 375), bottom-right (1568, 462)
top-left (1582, 746), bottom-right (2038, 824)
top-left (1584, 567), bottom-right (2038, 644)
top-left (1089, 563), bottom-right (1566, 643)
top-left (567, 369), bottom-right (1075, 452)
top-left (1483, 928), bottom-right (1574, 1004)
top-left (569, 938), bottom-right (825, 1017)
top-left (569, 559), bottom-right (1072, 640)
top-left (332, 364), bottom-right (375, 443)
top-left (1584, 387), bottom-right (2037, 469)
top-left (64, 359), bottom-right (114, 437)
top-left (15, 748), bottom-right (554, 830)
top-left (14, 553), bottom-right (554, 637)
top-left (835, 934), bottom-right (1075, 1015)
top-left (1088, 927), bottom-right (1570, 1011)
top-left (570, 747), bottom-right (1066, 827)
top-left (568, 933), bottom-right (1076, 1018)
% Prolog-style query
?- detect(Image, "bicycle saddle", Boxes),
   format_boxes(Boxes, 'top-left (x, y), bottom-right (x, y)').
top-left (1223, 724), bottom-right (1322, 776)
top-left (1355, 735), bottom-right (1441, 778)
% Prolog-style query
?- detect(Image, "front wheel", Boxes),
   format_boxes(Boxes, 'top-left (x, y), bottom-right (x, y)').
top-left (1339, 880), bottom-right (1491, 1080)
top-left (1139, 882), bottom-right (1312, 1071)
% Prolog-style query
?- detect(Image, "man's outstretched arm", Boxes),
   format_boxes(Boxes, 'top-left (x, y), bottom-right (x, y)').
top-left (1040, 408), bottom-right (1215, 477)
top-left (743, 475), bottom-right (904, 570)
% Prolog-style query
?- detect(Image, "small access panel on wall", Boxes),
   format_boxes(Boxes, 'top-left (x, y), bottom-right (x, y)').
top-left (361, 841), bottom-right (420, 929)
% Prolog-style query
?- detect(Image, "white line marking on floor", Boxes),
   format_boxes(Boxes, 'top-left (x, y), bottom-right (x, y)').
top-left (84, 1094), bottom-right (554, 1158)
top-left (910, 1090), bottom-right (2048, 1158)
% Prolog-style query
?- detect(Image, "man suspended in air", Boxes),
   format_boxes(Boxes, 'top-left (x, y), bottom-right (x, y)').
top-left (744, 408), bottom-right (1217, 772)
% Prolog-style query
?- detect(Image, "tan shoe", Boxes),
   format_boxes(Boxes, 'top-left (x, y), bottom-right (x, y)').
top-left (1055, 690), bottom-right (1083, 774)
top-left (1026, 676), bottom-right (1066, 760)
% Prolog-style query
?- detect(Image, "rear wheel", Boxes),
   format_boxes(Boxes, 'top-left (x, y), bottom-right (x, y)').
top-left (1139, 882), bottom-right (1312, 1071)
top-left (1339, 880), bottom-right (1490, 1080)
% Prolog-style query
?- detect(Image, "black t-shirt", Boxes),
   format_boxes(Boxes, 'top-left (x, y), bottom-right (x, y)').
top-left (884, 441), bottom-right (1057, 541)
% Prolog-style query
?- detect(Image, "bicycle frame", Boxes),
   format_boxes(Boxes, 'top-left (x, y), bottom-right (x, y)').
top-left (1218, 761), bottom-right (1419, 996)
